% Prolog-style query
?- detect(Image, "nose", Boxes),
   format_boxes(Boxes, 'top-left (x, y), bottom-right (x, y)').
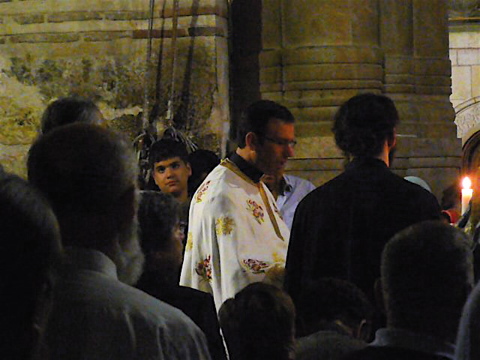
top-left (165, 167), bottom-right (174, 178)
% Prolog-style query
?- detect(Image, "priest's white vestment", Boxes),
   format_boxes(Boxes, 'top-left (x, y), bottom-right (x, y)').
top-left (180, 159), bottom-right (290, 311)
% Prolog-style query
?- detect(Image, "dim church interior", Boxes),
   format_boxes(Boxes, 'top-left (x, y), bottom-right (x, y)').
top-left (1, 0), bottom-right (480, 200)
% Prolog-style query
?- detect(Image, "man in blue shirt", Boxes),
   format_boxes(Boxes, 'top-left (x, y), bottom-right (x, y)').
top-left (262, 173), bottom-right (315, 230)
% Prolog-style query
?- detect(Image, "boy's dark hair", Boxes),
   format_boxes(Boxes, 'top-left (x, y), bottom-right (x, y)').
top-left (148, 138), bottom-right (189, 169)
top-left (236, 100), bottom-right (294, 148)
top-left (41, 96), bottom-right (102, 134)
top-left (296, 278), bottom-right (374, 337)
top-left (332, 93), bottom-right (399, 158)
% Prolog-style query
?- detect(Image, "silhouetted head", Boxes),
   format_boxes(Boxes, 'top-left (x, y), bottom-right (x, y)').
top-left (296, 278), bottom-right (373, 340)
top-left (28, 123), bottom-right (143, 285)
top-left (40, 96), bottom-right (103, 134)
top-left (187, 149), bottom-right (220, 194)
top-left (381, 220), bottom-right (473, 342)
top-left (333, 93), bottom-right (398, 159)
top-left (219, 282), bottom-right (296, 360)
top-left (137, 190), bottom-right (184, 278)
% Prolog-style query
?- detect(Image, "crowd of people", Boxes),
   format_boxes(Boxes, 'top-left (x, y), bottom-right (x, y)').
top-left (3, 93), bottom-right (480, 360)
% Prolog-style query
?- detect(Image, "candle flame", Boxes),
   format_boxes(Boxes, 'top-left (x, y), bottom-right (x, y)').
top-left (463, 176), bottom-right (472, 190)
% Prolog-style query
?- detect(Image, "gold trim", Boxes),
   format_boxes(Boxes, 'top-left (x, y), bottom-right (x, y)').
top-left (258, 183), bottom-right (285, 241)
top-left (221, 159), bottom-right (257, 185)
top-left (221, 158), bottom-right (285, 241)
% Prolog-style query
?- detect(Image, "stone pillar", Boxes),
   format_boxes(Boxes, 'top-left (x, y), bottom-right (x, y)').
top-left (260, 0), bottom-right (459, 199)
top-left (261, 0), bottom-right (383, 157)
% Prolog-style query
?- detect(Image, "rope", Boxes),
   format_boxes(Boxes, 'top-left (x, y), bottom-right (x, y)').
top-left (134, 0), bottom-right (157, 188)
top-left (162, 0), bottom-right (197, 153)
top-left (166, 0), bottom-right (180, 128)
top-left (142, 0), bottom-right (157, 133)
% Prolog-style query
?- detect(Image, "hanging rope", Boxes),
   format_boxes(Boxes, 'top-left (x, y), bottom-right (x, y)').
top-left (133, 0), bottom-right (157, 188)
top-left (135, 0), bottom-right (198, 188)
top-left (162, 0), bottom-right (197, 153)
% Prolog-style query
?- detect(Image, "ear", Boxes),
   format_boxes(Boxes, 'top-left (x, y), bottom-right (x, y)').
top-left (186, 162), bottom-right (192, 177)
top-left (245, 131), bottom-right (259, 150)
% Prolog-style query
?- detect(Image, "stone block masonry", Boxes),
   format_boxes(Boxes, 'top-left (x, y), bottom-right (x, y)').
top-left (0, 0), bottom-right (230, 178)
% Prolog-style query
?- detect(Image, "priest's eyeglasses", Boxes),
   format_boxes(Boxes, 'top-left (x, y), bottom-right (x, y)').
top-left (262, 135), bottom-right (297, 148)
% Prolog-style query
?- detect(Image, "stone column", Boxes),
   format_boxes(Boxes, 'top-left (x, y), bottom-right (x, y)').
top-left (259, 0), bottom-right (459, 198)
top-left (261, 0), bottom-right (383, 157)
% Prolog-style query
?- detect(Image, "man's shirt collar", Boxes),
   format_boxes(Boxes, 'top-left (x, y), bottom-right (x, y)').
top-left (229, 152), bottom-right (263, 183)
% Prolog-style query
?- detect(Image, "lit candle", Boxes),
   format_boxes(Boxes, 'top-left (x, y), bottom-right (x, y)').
top-left (462, 176), bottom-right (473, 215)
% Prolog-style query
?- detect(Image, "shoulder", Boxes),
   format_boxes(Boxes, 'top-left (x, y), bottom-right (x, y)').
top-left (106, 280), bottom-right (200, 327)
top-left (284, 174), bottom-right (316, 192)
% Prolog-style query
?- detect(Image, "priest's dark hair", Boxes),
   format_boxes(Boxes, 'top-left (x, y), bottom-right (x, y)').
top-left (236, 99), bottom-right (294, 148)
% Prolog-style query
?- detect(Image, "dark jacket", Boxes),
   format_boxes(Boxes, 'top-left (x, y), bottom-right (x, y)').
top-left (137, 272), bottom-right (227, 360)
top-left (285, 157), bottom-right (441, 304)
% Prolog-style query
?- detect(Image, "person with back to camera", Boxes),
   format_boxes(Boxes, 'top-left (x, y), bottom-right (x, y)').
top-left (40, 96), bottom-right (104, 134)
top-left (0, 172), bottom-right (63, 360)
top-left (219, 282), bottom-right (296, 360)
top-left (136, 190), bottom-right (227, 360)
top-left (344, 220), bottom-right (473, 360)
top-left (285, 93), bottom-right (441, 313)
top-left (187, 149), bottom-right (220, 196)
top-left (28, 123), bottom-right (211, 360)
top-left (295, 278), bottom-right (374, 360)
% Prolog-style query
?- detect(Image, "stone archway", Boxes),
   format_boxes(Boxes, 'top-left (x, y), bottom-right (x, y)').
top-left (455, 97), bottom-right (480, 144)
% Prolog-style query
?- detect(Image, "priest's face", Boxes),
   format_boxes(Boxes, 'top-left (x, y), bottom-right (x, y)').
top-left (255, 118), bottom-right (295, 176)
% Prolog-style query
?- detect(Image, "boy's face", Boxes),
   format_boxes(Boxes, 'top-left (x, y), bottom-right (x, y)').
top-left (152, 157), bottom-right (192, 201)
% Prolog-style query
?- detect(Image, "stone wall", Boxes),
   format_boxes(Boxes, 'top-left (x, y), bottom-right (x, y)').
top-left (0, 0), bottom-right (229, 176)
top-left (257, 0), bottom-right (458, 200)
top-left (449, 21), bottom-right (480, 143)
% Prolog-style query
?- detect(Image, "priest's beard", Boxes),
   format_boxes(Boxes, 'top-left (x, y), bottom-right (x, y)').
top-left (110, 218), bottom-right (145, 286)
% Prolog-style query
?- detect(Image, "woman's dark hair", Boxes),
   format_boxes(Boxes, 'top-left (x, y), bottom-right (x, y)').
top-left (138, 190), bottom-right (180, 256)
top-left (188, 149), bottom-right (220, 195)
top-left (219, 282), bottom-right (296, 360)
top-left (332, 93), bottom-right (399, 158)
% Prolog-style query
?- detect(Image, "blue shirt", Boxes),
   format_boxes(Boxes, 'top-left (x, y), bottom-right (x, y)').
top-left (277, 174), bottom-right (316, 229)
